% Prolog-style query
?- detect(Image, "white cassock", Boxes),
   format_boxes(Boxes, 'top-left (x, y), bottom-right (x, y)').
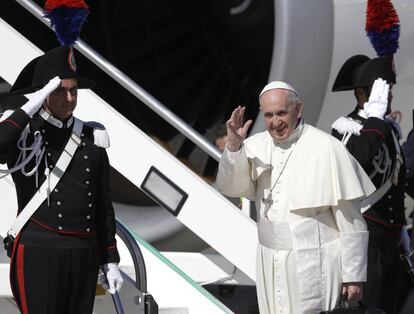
top-left (217, 122), bottom-right (375, 314)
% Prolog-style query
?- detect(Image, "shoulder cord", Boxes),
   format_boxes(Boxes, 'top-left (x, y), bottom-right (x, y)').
top-left (0, 128), bottom-right (44, 185)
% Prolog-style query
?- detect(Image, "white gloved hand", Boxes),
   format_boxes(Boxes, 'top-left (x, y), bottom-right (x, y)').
top-left (363, 78), bottom-right (389, 120)
top-left (21, 76), bottom-right (61, 117)
top-left (101, 263), bottom-right (124, 294)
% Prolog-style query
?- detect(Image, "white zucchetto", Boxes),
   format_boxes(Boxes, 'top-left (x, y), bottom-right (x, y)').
top-left (259, 81), bottom-right (297, 98)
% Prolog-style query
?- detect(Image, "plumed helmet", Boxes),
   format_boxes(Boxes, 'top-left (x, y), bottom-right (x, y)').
top-left (10, 46), bottom-right (95, 95)
top-left (332, 55), bottom-right (370, 92)
top-left (353, 55), bottom-right (396, 88)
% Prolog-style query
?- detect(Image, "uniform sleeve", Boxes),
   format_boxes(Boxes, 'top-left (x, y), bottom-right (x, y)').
top-left (0, 109), bottom-right (30, 163)
top-left (332, 199), bottom-right (368, 283)
top-left (216, 145), bottom-right (255, 200)
top-left (96, 148), bottom-right (120, 264)
top-left (403, 129), bottom-right (414, 198)
top-left (345, 117), bottom-right (391, 167)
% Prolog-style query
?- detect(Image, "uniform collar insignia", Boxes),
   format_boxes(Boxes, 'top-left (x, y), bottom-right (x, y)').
top-left (40, 109), bottom-right (74, 129)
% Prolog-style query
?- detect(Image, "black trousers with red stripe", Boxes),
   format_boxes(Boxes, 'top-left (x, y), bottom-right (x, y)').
top-left (10, 227), bottom-right (100, 314)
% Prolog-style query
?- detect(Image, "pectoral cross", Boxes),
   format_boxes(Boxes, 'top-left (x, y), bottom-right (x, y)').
top-left (262, 192), bottom-right (273, 211)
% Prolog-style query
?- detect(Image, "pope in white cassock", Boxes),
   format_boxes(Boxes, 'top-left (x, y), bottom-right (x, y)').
top-left (216, 81), bottom-right (376, 314)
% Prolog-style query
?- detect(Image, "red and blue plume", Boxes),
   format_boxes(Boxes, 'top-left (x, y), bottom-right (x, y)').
top-left (44, 0), bottom-right (89, 46)
top-left (366, 0), bottom-right (400, 56)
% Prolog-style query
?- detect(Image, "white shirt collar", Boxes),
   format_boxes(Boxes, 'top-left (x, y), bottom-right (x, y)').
top-left (39, 109), bottom-right (74, 129)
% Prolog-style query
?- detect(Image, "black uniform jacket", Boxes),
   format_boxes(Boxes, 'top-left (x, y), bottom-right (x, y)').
top-left (332, 109), bottom-right (406, 248)
top-left (0, 109), bottom-right (119, 263)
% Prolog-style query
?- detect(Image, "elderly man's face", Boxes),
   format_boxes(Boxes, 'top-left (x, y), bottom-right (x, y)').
top-left (260, 89), bottom-right (302, 142)
top-left (44, 78), bottom-right (78, 120)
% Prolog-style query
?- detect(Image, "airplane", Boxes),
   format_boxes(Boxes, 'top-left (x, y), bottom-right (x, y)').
top-left (0, 0), bottom-right (413, 313)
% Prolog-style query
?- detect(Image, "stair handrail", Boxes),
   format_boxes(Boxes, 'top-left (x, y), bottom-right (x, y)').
top-left (14, 0), bottom-right (222, 162)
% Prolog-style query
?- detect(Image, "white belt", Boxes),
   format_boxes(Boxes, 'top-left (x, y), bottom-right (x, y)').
top-left (258, 211), bottom-right (339, 250)
top-left (258, 219), bottom-right (293, 250)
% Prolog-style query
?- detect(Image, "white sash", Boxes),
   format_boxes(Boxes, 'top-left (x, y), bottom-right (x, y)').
top-left (7, 118), bottom-right (83, 239)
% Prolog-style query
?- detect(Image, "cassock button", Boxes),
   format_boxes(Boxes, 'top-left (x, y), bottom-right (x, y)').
top-left (82, 142), bottom-right (87, 147)
top-left (388, 195), bottom-right (392, 199)
top-left (85, 168), bottom-right (90, 173)
top-left (84, 155), bottom-right (89, 160)
top-left (47, 152), bottom-right (51, 157)
top-left (390, 219), bottom-right (394, 223)
top-left (57, 201), bottom-right (62, 206)
top-left (86, 215), bottom-right (91, 220)
top-left (58, 226), bottom-right (63, 231)
top-left (54, 188), bottom-right (59, 193)
top-left (41, 129), bottom-right (46, 133)
top-left (85, 180), bottom-right (90, 185)
top-left (88, 203), bottom-right (93, 208)
top-left (389, 207), bottom-right (393, 211)
top-left (86, 228), bottom-right (91, 232)
top-left (49, 164), bottom-right (53, 169)
top-left (45, 141), bottom-right (49, 145)
top-left (87, 192), bottom-right (92, 196)
top-left (58, 213), bottom-right (63, 218)
top-left (81, 133), bottom-right (85, 138)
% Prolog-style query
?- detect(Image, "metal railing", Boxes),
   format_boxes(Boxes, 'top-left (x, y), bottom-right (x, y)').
top-left (15, 0), bottom-right (222, 162)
